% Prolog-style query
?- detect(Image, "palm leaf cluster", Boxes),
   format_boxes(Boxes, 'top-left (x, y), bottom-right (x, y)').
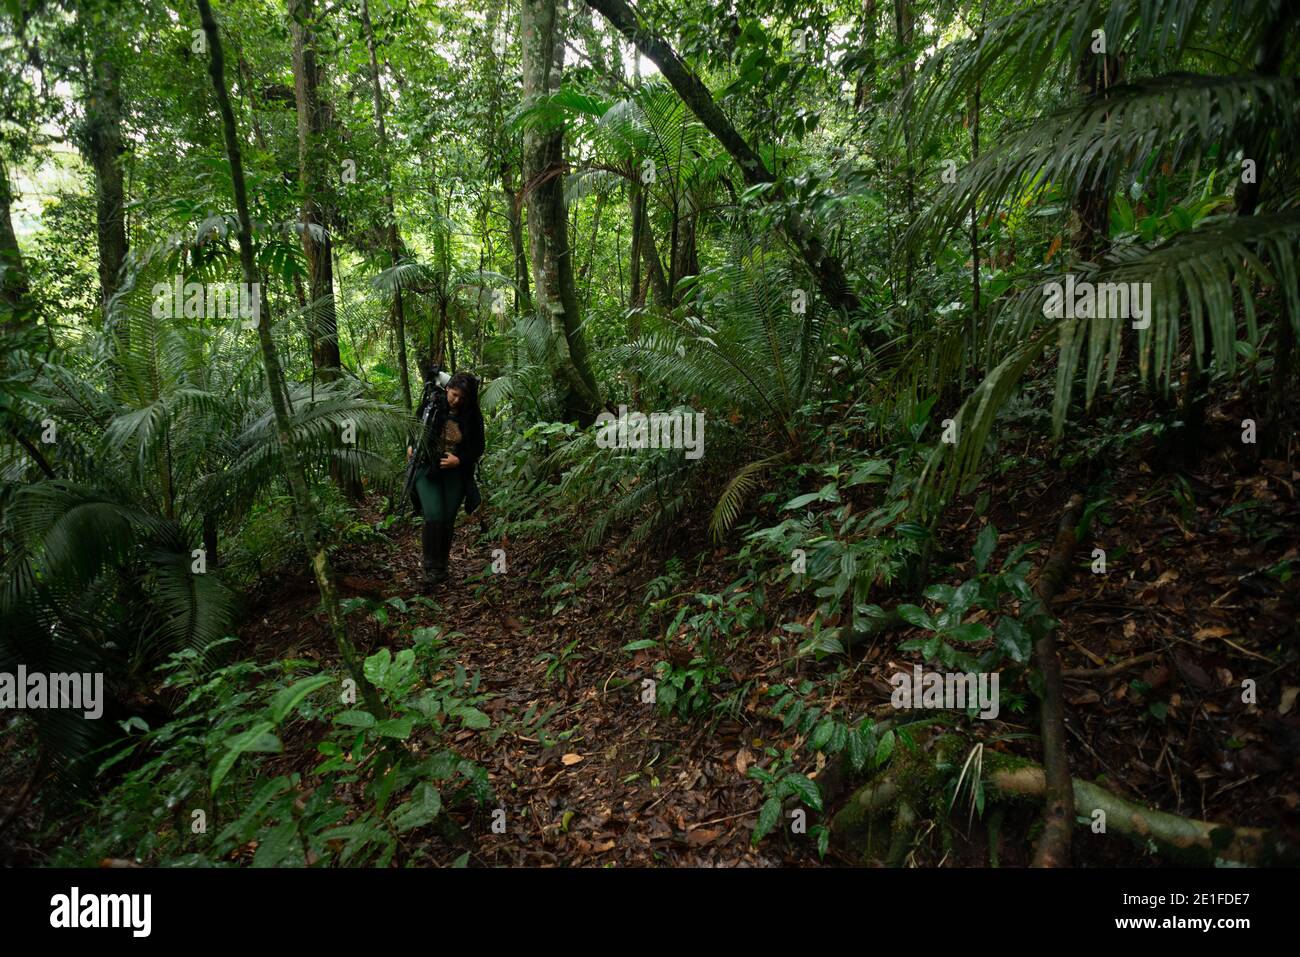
top-left (1, 230), bottom-right (406, 778)
top-left (611, 235), bottom-right (826, 540)
top-left (894, 0), bottom-right (1300, 508)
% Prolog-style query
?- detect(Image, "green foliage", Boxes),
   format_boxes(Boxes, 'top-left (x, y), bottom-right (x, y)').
top-left (896, 0), bottom-right (1300, 511)
top-left (57, 629), bottom-right (490, 867)
top-left (625, 585), bottom-right (762, 721)
top-left (895, 525), bottom-right (1052, 714)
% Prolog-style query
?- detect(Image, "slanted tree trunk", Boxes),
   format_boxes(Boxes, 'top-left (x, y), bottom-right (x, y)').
top-left (195, 0), bottom-right (383, 718)
top-left (638, 199), bottom-right (670, 308)
top-left (585, 0), bottom-right (874, 342)
top-left (289, 0), bottom-right (342, 382)
top-left (359, 0), bottom-right (411, 410)
top-left (521, 0), bottom-right (601, 424)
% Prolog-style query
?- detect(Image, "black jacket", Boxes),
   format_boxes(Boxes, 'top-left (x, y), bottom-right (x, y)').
top-left (409, 387), bottom-right (485, 514)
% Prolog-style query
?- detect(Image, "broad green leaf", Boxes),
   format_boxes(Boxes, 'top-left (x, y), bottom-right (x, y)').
top-left (784, 774), bottom-right (823, 812)
top-left (621, 639), bottom-right (660, 651)
top-left (945, 622), bottom-right (993, 643)
top-left (752, 796), bottom-right (782, 843)
top-left (875, 729), bottom-right (896, 768)
top-left (211, 721), bottom-right (281, 793)
top-left (252, 820), bottom-right (299, 867)
top-left (973, 524), bottom-right (998, 572)
top-left (924, 584), bottom-right (957, 604)
top-left (375, 716), bottom-right (415, 739)
top-left (897, 604), bottom-right (934, 630)
top-left (270, 674), bottom-right (334, 724)
top-left (452, 706), bottom-right (491, 730)
top-left (809, 719), bottom-right (836, 751)
top-left (334, 709), bottom-right (377, 729)
top-left (846, 725), bottom-right (868, 771)
top-left (389, 782), bottom-right (442, 832)
top-left (995, 616), bottom-right (1032, 663)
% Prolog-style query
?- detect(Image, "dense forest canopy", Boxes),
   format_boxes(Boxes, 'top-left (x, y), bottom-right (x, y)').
top-left (0, 0), bottom-right (1296, 870)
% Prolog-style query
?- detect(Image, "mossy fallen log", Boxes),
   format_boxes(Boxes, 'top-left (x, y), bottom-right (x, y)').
top-left (830, 742), bottom-right (1296, 866)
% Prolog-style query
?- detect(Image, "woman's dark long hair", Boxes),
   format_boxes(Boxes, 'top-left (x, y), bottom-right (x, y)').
top-left (447, 372), bottom-right (483, 435)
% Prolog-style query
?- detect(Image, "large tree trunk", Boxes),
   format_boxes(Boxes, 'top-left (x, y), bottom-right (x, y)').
top-left (521, 0), bottom-right (601, 424)
top-left (196, 0), bottom-right (383, 718)
top-left (289, 0), bottom-right (342, 382)
top-left (359, 0), bottom-right (411, 411)
top-left (0, 154), bottom-right (35, 324)
top-left (483, 0), bottom-right (532, 320)
top-left (585, 0), bottom-right (872, 342)
top-left (80, 33), bottom-right (129, 325)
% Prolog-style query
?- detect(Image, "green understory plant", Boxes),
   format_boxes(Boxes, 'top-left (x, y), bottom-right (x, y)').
top-left (57, 628), bottom-right (491, 867)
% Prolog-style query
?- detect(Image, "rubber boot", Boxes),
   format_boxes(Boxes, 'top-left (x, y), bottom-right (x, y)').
top-left (436, 521), bottom-right (455, 584)
top-left (421, 521), bottom-right (446, 588)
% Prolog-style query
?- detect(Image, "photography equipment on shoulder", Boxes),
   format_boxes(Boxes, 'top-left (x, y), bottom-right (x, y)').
top-left (402, 363), bottom-right (452, 513)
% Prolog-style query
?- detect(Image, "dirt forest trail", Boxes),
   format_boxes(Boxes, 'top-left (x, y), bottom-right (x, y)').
top-left (248, 498), bottom-right (796, 867)
top-left (232, 435), bottom-right (1300, 869)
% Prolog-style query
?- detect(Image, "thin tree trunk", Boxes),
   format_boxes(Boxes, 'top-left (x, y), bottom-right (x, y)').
top-left (853, 0), bottom-right (877, 110)
top-left (203, 512), bottom-right (219, 570)
top-left (629, 178), bottom-right (643, 307)
top-left (671, 206), bottom-right (698, 301)
top-left (502, 163), bottom-right (533, 315)
top-left (359, 0), bottom-right (411, 411)
top-left (638, 202), bottom-right (670, 308)
top-left (966, 3), bottom-right (984, 377)
top-left (1031, 494), bottom-right (1084, 867)
top-left (894, 0), bottom-right (915, 315)
top-left (196, 0), bottom-right (384, 718)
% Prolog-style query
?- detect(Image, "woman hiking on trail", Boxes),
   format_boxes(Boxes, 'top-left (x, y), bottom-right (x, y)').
top-left (407, 361), bottom-right (485, 588)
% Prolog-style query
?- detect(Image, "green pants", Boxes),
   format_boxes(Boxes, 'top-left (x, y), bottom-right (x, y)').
top-left (415, 468), bottom-right (466, 525)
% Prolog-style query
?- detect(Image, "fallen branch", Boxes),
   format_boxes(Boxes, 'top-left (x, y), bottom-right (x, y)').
top-left (1062, 651), bottom-right (1159, 679)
